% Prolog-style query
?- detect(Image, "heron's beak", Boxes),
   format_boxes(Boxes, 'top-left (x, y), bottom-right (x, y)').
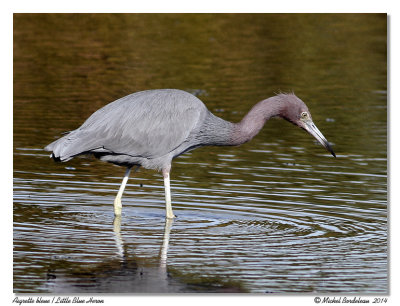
top-left (302, 120), bottom-right (336, 158)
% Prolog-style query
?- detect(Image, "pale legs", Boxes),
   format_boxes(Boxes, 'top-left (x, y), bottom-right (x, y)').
top-left (114, 165), bottom-right (175, 219)
top-left (113, 166), bottom-right (139, 216)
top-left (162, 167), bottom-right (176, 219)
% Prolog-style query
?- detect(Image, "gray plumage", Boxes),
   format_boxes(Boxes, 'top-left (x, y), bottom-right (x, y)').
top-left (45, 88), bottom-right (335, 218)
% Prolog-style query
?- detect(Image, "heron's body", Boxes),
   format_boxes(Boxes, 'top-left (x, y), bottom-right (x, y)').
top-left (45, 89), bottom-right (335, 218)
top-left (46, 89), bottom-right (236, 170)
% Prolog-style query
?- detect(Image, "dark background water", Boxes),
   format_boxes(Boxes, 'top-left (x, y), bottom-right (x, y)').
top-left (13, 13), bottom-right (387, 293)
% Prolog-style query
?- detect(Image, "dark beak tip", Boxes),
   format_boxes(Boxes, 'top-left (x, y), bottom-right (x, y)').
top-left (323, 141), bottom-right (336, 158)
top-left (327, 145), bottom-right (336, 158)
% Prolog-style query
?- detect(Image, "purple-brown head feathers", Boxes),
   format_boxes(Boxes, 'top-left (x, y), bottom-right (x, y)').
top-left (275, 93), bottom-right (311, 125)
top-left (274, 93), bottom-right (335, 157)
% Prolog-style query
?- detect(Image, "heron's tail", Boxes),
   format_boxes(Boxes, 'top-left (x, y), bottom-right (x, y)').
top-left (44, 132), bottom-right (75, 162)
top-left (45, 129), bottom-right (106, 162)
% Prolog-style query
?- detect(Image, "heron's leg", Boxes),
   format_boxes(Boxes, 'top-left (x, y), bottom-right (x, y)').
top-left (113, 166), bottom-right (139, 216)
top-left (162, 167), bottom-right (176, 219)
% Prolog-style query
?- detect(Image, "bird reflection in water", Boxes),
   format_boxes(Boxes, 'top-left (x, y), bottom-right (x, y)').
top-left (45, 216), bottom-right (245, 293)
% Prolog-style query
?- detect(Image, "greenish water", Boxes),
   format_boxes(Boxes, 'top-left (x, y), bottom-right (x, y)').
top-left (13, 13), bottom-right (387, 293)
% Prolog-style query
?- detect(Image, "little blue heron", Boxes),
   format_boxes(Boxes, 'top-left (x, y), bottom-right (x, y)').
top-left (45, 89), bottom-right (335, 218)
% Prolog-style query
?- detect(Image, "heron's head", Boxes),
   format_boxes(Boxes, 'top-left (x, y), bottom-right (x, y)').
top-left (277, 93), bottom-right (336, 158)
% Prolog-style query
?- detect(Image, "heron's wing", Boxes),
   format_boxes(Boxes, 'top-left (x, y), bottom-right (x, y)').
top-left (45, 90), bottom-right (206, 161)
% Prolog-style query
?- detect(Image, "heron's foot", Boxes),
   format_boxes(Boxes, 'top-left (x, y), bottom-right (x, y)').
top-left (166, 211), bottom-right (176, 219)
top-left (114, 198), bottom-right (122, 216)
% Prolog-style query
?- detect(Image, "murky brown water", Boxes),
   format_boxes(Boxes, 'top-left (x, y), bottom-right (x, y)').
top-left (13, 13), bottom-right (387, 293)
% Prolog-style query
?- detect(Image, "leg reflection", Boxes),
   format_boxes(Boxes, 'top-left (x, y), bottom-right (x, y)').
top-left (112, 215), bottom-right (174, 270)
top-left (159, 218), bottom-right (174, 272)
top-left (113, 215), bottom-right (125, 259)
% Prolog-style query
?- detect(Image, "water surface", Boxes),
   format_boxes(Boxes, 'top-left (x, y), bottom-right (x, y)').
top-left (13, 13), bottom-right (387, 293)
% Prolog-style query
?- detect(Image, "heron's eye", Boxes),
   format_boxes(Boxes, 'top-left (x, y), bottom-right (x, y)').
top-left (301, 112), bottom-right (308, 119)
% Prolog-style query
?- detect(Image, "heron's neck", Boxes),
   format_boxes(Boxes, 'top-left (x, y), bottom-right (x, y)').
top-left (231, 97), bottom-right (284, 145)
